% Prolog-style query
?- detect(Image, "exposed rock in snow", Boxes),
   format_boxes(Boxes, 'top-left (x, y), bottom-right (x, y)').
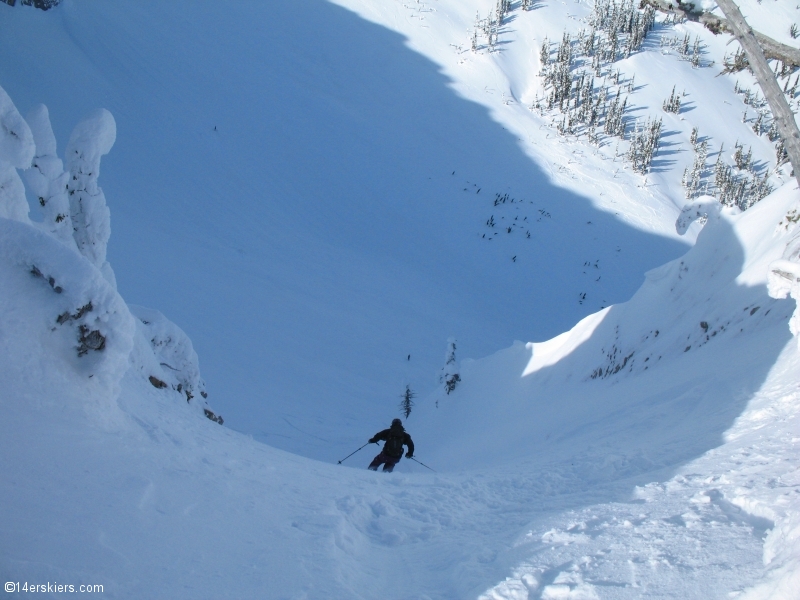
top-left (128, 304), bottom-right (220, 422)
top-left (0, 217), bottom-right (135, 405)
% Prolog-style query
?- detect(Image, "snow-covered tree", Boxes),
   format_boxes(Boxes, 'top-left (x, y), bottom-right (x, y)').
top-left (65, 109), bottom-right (117, 285)
top-left (603, 91), bottom-right (627, 137)
top-left (439, 338), bottom-right (461, 395)
top-left (733, 141), bottom-right (752, 171)
top-left (24, 104), bottom-right (75, 247)
top-left (682, 140), bottom-right (707, 198)
top-left (662, 86), bottom-right (682, 114)
top-left (0, 84), bottom-right (35, 223)
top-left (627, 116), bottom-right (662, 174)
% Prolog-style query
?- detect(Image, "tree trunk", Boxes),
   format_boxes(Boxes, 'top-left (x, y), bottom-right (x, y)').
top-left (642, 0), bottom-right (800, 68)
top-left (715, 0), bottom-right (800, 191)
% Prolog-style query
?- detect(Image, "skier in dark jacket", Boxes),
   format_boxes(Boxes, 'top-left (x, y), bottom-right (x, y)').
top-left (368, 418), bottom-right (414, 472)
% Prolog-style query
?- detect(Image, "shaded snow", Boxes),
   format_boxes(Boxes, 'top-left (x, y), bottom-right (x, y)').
top-left (0, 0), bottom-right (691, 458)
top-left (2, 179), bottom-right (798, 598)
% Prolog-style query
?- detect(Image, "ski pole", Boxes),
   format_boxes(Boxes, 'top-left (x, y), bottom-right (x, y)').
top-left (409, 457), bottom-right (436, 472)
top-left (338, 442), bottom-right (371, 465)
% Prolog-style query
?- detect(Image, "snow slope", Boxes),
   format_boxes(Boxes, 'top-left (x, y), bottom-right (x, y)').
top-left (1, 0), bottom-right (799, 598)
top-left (2, 168), bottom-right (798, 598)
top-left (2, 0), bottom-right (793, 460)
top-left (422, 182), bottom-right (800, 598)
top-left (0, 0), bottom-right (692, 459)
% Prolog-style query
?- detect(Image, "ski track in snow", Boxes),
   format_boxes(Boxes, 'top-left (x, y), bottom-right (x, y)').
top-left (482, 352), bottom-right (800, 599)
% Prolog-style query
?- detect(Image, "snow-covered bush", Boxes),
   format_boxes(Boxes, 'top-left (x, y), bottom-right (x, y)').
top-left (127, 305), bottom-right (222, 423)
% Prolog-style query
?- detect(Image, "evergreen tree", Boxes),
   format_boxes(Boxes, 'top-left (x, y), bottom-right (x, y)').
top-left (399, 385), bottom-right (416, 419)
top-left (627, 117), bottom-right (662, 173)
top-left (683, 140), bottom-right (707, 198)
top-left (662, 86), bottom-right (682, 114)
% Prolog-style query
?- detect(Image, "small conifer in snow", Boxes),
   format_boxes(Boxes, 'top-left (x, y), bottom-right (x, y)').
top-left (733, 142), bottom-right (752, 171)
top-left (440, 338), bottom-right (461, 395)
top-left (627, 117), bottom-right (662, 174)
top-left (691, 37), bottom-right (702, 68)
top-left (399, 385), bottom-right (416, 419)
top-left (662, 86), bottom-right (682, 114)
top-left (683, 140), bottom-right (708, 198)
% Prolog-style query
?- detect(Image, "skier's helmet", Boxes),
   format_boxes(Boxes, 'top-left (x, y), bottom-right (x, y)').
top-left (391, 418), bottom-right (402, 427)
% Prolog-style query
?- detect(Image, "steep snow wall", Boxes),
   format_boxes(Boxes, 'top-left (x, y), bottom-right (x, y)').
top-left (419, 183), bottom-right (797, 474)
top-left (415, 181), bottom-right (800, 598)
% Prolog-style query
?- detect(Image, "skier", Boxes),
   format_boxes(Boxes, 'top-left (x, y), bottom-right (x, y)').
top-left (367, 418), bottom-right (414, 472)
